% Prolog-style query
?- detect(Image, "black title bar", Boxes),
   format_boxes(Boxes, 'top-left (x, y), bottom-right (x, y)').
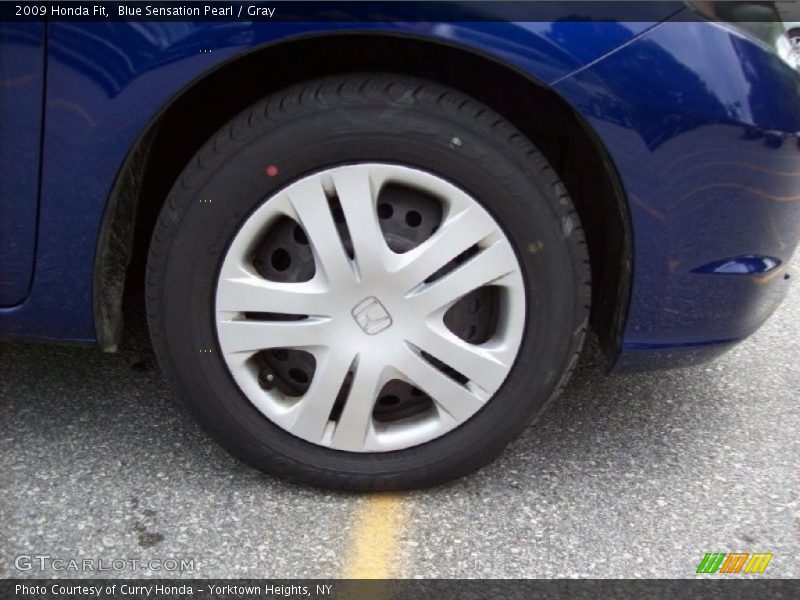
top-left (2, 1), bottom-right (799, 23)
top-left (4, 578), bottom-right (800, 600)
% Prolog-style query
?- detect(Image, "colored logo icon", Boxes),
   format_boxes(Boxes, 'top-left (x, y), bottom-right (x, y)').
top-left (696, 552), bottom-right (773, 574)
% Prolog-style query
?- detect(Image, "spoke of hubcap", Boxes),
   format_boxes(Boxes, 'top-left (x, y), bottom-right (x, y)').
top-left (217, 318), bottom-right (331, 356)
top-left (216, 272), bottom-right (329, 316)
top-left (392, 205), bottom-right (498, 290)
top-left (330, 355), bottom-right (386, 451)
top-left (395, 344), bottom-right (486, 422)
top-left (410, 240), bottom-right (518, 315)
top-left (406, 324), bottom-right (508, 393)
top-left (287, 178), bottom-right (354, 284)
top-left (331, 167), bottom-right (388, 279)
top-left (288, 350), bottom-right (355, 443)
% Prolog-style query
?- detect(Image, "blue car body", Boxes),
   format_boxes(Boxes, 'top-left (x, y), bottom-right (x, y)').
top-left (1, 4), bottom-right (798, 371)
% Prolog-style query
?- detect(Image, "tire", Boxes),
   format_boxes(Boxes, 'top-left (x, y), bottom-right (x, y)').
top-left (146, 73), bottom-right (590, 491)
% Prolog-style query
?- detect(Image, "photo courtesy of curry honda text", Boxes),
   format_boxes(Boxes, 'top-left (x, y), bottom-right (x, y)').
top-left (2, 2), bottom-right (800, 490)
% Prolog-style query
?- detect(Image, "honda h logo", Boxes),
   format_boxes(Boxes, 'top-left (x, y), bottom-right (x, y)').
top-left (351, 297), bottom-right (393, 335)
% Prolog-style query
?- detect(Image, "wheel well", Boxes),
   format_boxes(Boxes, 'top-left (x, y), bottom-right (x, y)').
top-left (99, 33), bottom-right (631, 365)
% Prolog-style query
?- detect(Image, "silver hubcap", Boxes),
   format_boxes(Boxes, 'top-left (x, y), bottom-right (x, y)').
top-left (215, 164), bottom-right (525, 452)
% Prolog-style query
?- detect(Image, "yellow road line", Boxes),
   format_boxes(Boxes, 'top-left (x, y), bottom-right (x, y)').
top-left (343, 493), bottom-right (406, 579)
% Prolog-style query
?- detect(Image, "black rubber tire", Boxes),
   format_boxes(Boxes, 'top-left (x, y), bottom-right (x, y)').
top-left (146, 73), bottom-right (590, 491)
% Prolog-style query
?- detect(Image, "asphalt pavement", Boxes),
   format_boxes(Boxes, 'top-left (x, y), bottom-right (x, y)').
top-left (1, 254), bottom-right (798, 579)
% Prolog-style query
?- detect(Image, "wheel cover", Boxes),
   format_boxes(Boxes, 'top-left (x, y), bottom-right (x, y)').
top-left (215, 164), bottom-right (526, 452)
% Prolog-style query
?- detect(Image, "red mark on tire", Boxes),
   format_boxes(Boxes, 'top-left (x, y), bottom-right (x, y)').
top-left (266, 165), bottom-right (279, 177)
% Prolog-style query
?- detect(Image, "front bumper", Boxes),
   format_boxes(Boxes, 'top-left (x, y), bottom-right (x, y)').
top-left (555, 17), bottom-right (800, 371)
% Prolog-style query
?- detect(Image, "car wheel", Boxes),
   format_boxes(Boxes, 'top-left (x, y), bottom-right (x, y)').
top-left (146, 73), bottom-right (590, 490)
